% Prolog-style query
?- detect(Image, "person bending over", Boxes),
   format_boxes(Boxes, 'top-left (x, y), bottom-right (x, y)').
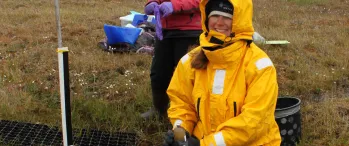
top-left (141, 0), bottom-right (202, 119)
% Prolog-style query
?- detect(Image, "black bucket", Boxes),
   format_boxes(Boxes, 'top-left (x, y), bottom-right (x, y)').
top-left (275, 97), bottom-right (301, 146)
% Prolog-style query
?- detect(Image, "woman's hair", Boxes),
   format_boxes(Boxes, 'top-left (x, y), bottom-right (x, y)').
top-left (191, 49), bottom-right (209, 69)
top-left (186, 44), bottom-right (209, 69)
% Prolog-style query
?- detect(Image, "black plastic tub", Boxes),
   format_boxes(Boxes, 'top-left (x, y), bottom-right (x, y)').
top-left (275, 97), bottom-right (302, 146)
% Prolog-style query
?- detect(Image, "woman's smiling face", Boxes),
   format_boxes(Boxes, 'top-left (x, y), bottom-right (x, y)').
top-left (208, 15), bottom-right (232, 36)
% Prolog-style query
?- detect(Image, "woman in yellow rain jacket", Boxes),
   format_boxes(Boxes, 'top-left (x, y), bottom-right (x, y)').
top-left (164, 0), bottom-right (281, 145)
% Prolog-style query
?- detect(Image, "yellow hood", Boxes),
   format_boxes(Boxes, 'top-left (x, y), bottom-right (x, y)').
top-left (199, 0), bottom-right (254, 48)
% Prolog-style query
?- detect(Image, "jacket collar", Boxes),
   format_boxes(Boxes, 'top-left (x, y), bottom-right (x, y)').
top-left (202, 40), bottom-right (247, 64)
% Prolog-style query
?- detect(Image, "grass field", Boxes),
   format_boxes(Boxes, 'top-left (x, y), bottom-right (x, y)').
top-left (0, 0), bottom-right (348, 145)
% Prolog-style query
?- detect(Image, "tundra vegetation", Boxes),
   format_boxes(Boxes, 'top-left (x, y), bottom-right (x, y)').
top-left (0, 0), bottom-right (348, 145)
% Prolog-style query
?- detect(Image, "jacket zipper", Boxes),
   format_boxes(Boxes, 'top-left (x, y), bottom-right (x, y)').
top-left (234, 101), bottom-right (237, 117)
top-left (197, 98), bottom-right (201, 121)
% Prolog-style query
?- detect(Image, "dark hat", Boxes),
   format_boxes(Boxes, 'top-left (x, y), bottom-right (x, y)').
top-left (207, 0), bottom-right (234, 18)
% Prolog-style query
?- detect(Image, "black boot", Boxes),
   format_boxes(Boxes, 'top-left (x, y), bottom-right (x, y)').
top-left (140, 108), bottom-right (156, 119)
top-left (152, 88), bottom-right (169, 119)
top-left (141, 87), bottom-right (169, 120)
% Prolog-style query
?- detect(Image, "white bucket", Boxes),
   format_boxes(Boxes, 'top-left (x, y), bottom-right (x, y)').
top-left (119, 14), bottom-right (155, 27)
top-left (119, 15), bottom-right (133, 27)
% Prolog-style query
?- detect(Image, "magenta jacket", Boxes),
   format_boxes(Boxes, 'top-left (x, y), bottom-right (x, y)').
top-left (146, 0), bottom-right (202, 30)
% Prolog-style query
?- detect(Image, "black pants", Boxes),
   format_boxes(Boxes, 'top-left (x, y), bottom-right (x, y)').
top-left (150, 37), bottom-right (198, 116)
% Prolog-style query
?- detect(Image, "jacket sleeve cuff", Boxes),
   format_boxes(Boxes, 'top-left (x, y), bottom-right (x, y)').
top-left (201, 132), bottom-right (226, 146)
top-left (170, 0), bottom-right (181, 12)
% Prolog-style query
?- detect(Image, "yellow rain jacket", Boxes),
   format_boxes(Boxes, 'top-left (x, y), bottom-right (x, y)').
top-left (167, 0), bottom-right (281, 145)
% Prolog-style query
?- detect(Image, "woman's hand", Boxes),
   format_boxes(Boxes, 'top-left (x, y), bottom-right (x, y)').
top-left (144, 2), bottom-right (158, 15)
top-left (159, 2), bottom-right (174, 17)
top-left (163, 128), bottom-right (200, 146)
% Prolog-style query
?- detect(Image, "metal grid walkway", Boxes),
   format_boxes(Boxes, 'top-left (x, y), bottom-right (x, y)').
top-left (0, 120), bottom-right (137, 146)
